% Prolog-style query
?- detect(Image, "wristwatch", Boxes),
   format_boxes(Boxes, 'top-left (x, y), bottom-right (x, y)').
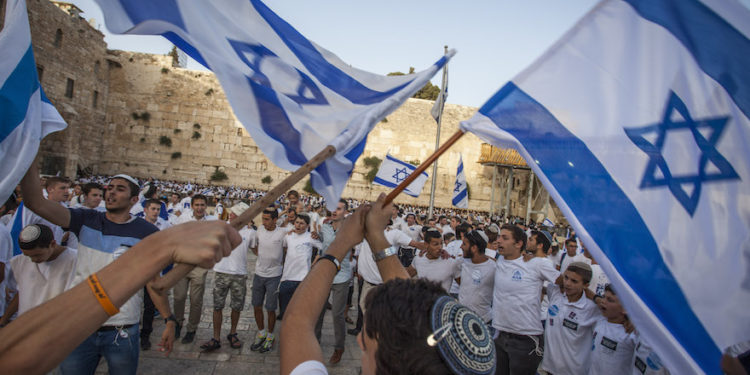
top-left (316, 254), bottom-right (341, 271)
top-left (372, 245), bottom-right (398, 262)
top-left (164, 314), bottom-right (178, 325)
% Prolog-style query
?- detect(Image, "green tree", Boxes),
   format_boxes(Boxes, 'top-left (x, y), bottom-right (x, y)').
top-left (303, 178), bottom-right (318, 195)
top-left (362, 156), bottom-right (382, 183)
top-left (387, 67), bottom-right (439, 100)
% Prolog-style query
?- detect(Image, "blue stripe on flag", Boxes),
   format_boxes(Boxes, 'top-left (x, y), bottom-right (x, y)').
top-left (385, 154), bottom-right (428, 177)
top-left (452, 188), bottom-right (467, 205)
top-left (250, 0), bottom-right (414, 105)
top-left (10, 202), bottom-right (24, 256)
top-left (625, 0), bottom-right (750, 120)
top-left (372, 176), bottom-right (419, 197)
top-left (479, 82), bottom-right (721, 372)
top-left (0, 45), bottom-right (38, 143)
top-left (456, 160), bottom-right (463, 175)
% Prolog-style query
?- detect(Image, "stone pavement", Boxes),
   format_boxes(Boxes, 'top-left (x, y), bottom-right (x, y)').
top-left (96, 255), bottom-right (363, 374)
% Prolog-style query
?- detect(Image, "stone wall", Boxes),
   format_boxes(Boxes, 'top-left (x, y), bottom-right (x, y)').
top-left (28, 0), bottom-right (563, 221)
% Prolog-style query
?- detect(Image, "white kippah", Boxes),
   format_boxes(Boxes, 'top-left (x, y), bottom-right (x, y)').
top-left (19, 225), bottom-right (41, 243)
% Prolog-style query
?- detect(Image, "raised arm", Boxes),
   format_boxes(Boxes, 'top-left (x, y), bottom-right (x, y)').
top-left (280, 204), bottom-right (368, 375)
top-left (20, 162), bottom-right (70, 228)
top-left (0, 221), bottom-right (241, 374)
top-left (365, 194), bottom-right (410, 282)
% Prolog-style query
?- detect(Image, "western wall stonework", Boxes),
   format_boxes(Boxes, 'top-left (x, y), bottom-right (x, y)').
top-left (29, 0), bottom-right (562, 220)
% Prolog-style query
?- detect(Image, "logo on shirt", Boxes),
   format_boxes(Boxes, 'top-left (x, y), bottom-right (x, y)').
top-left (472, 270), bottom-right (482, 285)
top-left (548, 305), bottom-right (559, 317)
top-left (635, 357), bottom-right (647, 374)
top-left (512, 270), bottom-right (523, 281)
top-left (563, 318), bottom-right (578, 331)
top-left (568, 311), bottom-right (577, 320)
top-left (600, 336), bottom-right (618, 351)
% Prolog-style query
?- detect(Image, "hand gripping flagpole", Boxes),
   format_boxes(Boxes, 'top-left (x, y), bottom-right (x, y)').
top-left (152, 145), bottom-right (337, 293)
top-left (383, 130), bottom-right (465, 206)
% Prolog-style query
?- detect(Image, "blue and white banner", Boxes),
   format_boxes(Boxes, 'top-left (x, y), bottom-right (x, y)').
top-left (461, 1), bottom-right (750, 374)
top-left (373, 154), bottom-right (428, 198)
top-left (452, 154), bottom-right (468, 208)
top-left (542, 218), bottom-right (554, 227)
top-left (0, 0), bottom-right (67, 205)
top-left (95, 0), bottom-right (451, 210)
top-left (431, 62), bottom-right (448, 122)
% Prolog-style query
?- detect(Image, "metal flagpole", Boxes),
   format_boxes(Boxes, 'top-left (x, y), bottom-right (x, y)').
top-left (428, 45), bottom-right (448, 219)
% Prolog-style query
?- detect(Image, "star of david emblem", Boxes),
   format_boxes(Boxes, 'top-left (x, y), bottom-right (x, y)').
top-left (454, 181), bottom-right (463, 193)
top-left (624, 91), bottom-right (739, 216)
top-left (392, 167), bottom-right (409, 183)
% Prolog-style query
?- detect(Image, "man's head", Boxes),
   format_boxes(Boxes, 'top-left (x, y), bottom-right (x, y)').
top-left (287, 190), bottom-right (299, 205)
top-left (485, 224), bottom-right (499, 243)
top-left (461, 230), bottom-right (488, 259)
top-left (391, 204), bottom-right (399, 218)
top-left (528, 230), bottom-right (552, 256)
top-left (261, 208), bottom-right (278, 231)
top-left (455, 222), bottom-right (470, 241)
top-left (45, 176), bottom-right (71, 203)
top-left (82, 183), bottom-right (103, 209)
top-left (105, 175), bottom-right (140, 213)
top-left (424, 229), bottom-right (443, 257)
top-left (443, 232), bottom-right (455, 245)
top-left (229, 202), bottom-right (249, 221)
top-left (332, 199), bottom-right (348, 221)
top-left (497, 224), bottom-right (527, 258)
top-left (170, 192), bottom-right (181, 204)
top-left (294, 214), bottom-right (310, 234)
top-left (600, 284), bottom-right (627, 321)
top-left (565, 238), bottom-right (578, 255)
top-left (361, 278), bottom-right (495, 375)
top-left (406, 213), bottom-right (416, 226)
top-left (563, 262), bottom-right (591, 299)
top-left (286, 209), bottom-right (297, 223)
top-left (143, 199), bottom-right (161, 223)
top-left (426, 217), bottom-right (437, 228)
top-left (450, 216), bottom-right (460, 229)
top-left (72, 184), bottom-right (82, 196)
top-left (18, 224), bottom-right (56, 263)
top-left (191, 194), bottom-right (208, 218)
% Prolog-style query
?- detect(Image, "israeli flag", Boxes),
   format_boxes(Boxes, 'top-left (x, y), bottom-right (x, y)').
top-left (0, 0), bottom-right (67, 205)
top-left (95, 0), bottom-right (451, 210)
top-left (373, 154), bottom-right (428, 198)
top-left (542, 218), bottom-right (554, 227)
top-left (460, 1), bottom-right (749, 374)
top-left (452, 155), bottom-right (468, 208)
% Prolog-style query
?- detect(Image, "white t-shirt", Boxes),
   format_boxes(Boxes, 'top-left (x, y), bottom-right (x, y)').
top-left (588, 319), bottom-right (637, 375)
top-left (444, 239), bottom-right (463, 294)
top-left (492, 255), bottom-right (559, 335)
top-left (402, 224), bottom-right (422, 247)
top-left (632, 332), bottom-right (670, 375)
top-left (392, 216), bottom-right (406, 232)
top-left (560, 252), bottom-right (591, 274)
top-left (290, 360), bottom-right (328, 375)
top-left (213, 226), bottom-right (256, 275)
top-left (541, 284), bottom-right (601, 375)
top-left (179, 197), bottom-right (192, 211)
top-left (441, 224), bottom-right (454, 236)
top-left (357, 228), bottom-right (412, 285)
top-left (281, 232), bottom-right (322, 282)
top-left (588, 264), bottom-right (610, 297)
top-left (254, 226), bottom-right (287, 278)
top-left (176, 212), bottom-right (217, 224)
top-left (548, 250), bottom-right (564, 269)
top-left (8, 248), bottom-right (77, 315)
top-left (413, 253), bottom-right (461, 292)
top-left (458, 258), bottom-right (495, 323)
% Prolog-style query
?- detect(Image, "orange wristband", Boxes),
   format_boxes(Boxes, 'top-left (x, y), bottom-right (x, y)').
top-left (87, 273), bottom-right (119, 316)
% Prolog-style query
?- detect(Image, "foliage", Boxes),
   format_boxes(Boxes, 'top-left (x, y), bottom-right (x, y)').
top-left (381, 117), bottom-right (388, 123)
top-left (161, 67), bottom-right (169, 74)
top-left (466, 182), bottom-right (471, 199)
top-left (174, 129), bottom-right (182, 134)
top-left (303, 178), bottom-right (318, 195)
top-left (261, 175), bottom-right (272, 184)
top-left (193, 123), bottom-right (201, 129)
top-left (386, 67), bottom-right (439, 100)
top-left (139, 137), bottom-right (145, 143)
top-left (191, 131), bottom-right (201, 140)
top-left (205, 88), bottom-right (214, 96)
top-left (210, 167), bottom-right (228, 182)
top-left (159, 135), bottom-right (172, 147)
top-left (131, 111), bottom-right (150, 121)
top-left (168, 46), bottom-right (179, 67)
top-left (407, 160), bottom-right (421, 166)
top-left (171, 152), bottom-right (182, 159)
top-left (362, 156), bottom-right (382, 183)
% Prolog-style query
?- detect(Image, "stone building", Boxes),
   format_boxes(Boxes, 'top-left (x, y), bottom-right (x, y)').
top-left (26, 0), bottom-right (564, 223)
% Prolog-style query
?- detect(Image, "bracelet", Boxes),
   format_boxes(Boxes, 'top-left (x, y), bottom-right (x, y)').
top-left (316, 254), bottom-right (341, 271)
top-left (87, 273), bottom-right (119, 316)
top-left (164, 314), bottom-right (178, 325)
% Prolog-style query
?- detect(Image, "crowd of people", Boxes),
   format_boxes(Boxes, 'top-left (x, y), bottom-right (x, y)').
top-left (2, 165), bottom-right (747, 375)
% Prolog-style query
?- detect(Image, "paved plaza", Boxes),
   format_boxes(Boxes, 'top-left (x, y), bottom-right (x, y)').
top-left (96, 255), bottom-right (363, 374)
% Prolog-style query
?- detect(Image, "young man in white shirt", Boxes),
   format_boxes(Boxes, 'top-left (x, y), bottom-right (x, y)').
top-left (77, 183), bottom-right (105, 211)
top-left (398, 213), bottom-right (422, 267)
top-left (458, 229), bottom-right (495, 323)
top-left (250, 208), bottom-right (287, 353)
top-left (173, 194), bottom-right (217, 344)
top-left (278, 214), bottom-right (322, 320)
top-left (541, 262), bottom-right (601, 375)
top-left (493, 224), bottom-right (560, 375)
top-left (559, 237), bottom-right (590, 273)
top-left (410, 229), bottom-right (461, 293)
top-left (201, 203), bottom-right (256, 351)
top-left (0, 224), bottom-right (77, 326)
top-left (140, 199), bottom-right (171, 350)
top-left (583, 245), bottom-right (610, 297)
top-left (589, 285), bottom-right (636, 375)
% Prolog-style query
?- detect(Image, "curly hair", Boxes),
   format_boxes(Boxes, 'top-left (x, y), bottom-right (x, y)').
top-left (363, 278), bottom-right (453, 375)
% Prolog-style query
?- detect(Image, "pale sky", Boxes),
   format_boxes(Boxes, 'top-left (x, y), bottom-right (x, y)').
top-left (70, 0), bottom-right (605, 108)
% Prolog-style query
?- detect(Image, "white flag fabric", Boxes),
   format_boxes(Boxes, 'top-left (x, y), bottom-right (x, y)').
top-left (0, 0), bottom-right (67, 205)
top-left (373, 154), bottom-right (428, 198)
top-left (461, 1), bottom-right (750, 374)
top-left (95, 0), bottom-right (452, 210)
top-left (431, 63), bottom-right (448, 122)
top-left (541, 218), bottom-right (554, 227)
top-left (452, 155), bottom-right (468, 208)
